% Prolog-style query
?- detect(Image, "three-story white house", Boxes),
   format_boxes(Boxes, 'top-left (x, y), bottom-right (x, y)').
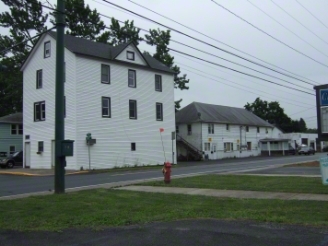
top-left (21, 31), bottom-right (176, 170)
top-left (175, 102), bottom-right (275, 160)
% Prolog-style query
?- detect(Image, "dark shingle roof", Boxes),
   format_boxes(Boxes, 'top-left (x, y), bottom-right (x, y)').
top-left (176, 102), bottom-right (273, 127)
top-left (48, 31), bottom-right (174, 74)
top-left (0, 112), bottom-right (22, 124)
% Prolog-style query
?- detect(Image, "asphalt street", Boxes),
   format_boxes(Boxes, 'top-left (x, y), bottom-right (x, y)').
top-left (1, 219), bottom-right (327, 246)
top-left (0, 154), bottom-right (324, 198)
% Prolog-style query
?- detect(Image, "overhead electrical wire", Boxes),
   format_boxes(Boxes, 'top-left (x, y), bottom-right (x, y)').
top-left (100, 0), bottom-right (320, 86)
top-left (0, 26), bottom-right (57, 54)
top-left (168, 48), bottom-right (315, 96)
top-left (269, 0), bottom-right (328, 46)
top-left (246, 0), bottom-right (328, 58)
top-left (210, 0), bottom-right (328, 70)
top-left (38, 2), bottom-right (315, 96)
top-left (126, 0), bottom-right (320, 85)
top-left (177, 63), bottom-right (313, 108)
top-left (174, 52), bottom-right (315, 99)
top-left (294, 0), bottom-right (328, 31)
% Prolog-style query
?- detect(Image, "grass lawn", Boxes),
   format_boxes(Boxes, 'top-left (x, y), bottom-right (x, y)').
top-left (138, 175), bottom-right (328, 194)
top-left (284, 161), bottom-right (319, 167)
top-left (0, 189), bottom-right (327, 231)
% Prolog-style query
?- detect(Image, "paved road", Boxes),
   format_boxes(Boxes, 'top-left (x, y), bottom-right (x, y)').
top-left (0, 154), bottom-right (324, 198)
top-left (1, 219), bottom-right (327, 246)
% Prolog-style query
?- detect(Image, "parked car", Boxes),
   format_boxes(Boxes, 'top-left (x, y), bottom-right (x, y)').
top-left (298, 146), bottom-right (315, 155)
top-left (0, 151), bottom-right (23, 168)
top-left (288, 147), bottom-right (296, 155)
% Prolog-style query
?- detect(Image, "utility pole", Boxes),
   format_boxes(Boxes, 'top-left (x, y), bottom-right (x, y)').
top-left (54, 0), bottom-right (66, 194)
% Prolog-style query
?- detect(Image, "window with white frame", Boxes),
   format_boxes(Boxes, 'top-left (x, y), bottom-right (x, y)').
top-left (127, 51), bottom-right (135, 60)
top-left (156, 103), bottom-right (163, 121)
top-left (101, 64), bottom-right (110, 84)
top-left (204, 142), bottom-right (210, 151)
top-left (247, 142), bottom-right (252, 150)
top-left (34, 101), bottom-right (46, 121)
top-left (11, 124), bottom-right (22, 135)
top-left (224, 142), bottom-right (233, 152)
top-left (128, 69), bottom-right (136, 87)
top-left (11, 124), bottom-right (17, 135)
top-left (226, 124), bottom-right (230, 130)
top-left (36, 69), bottom-right (42, 89)
top-left (102, 97), bottom-right (111, 118)
top-left (155, 74), bottom-right (162, 92)
top-left (246, 126), bottom-right (249, 132)
top-left (208, 123), bottom-right (214, 134)
top-left (44, 41), bottom-right (51, 58)
top-left (9, 146), bottom-right (15, 155)
top-left (266, 128), bottom-right (269, 134)
top-left (257, 127), bottom-right (260, 133)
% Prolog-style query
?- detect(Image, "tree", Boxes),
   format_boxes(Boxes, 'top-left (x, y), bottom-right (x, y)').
top-left (102, 18), bottom-right (143, 46)
top-left (244, 98), bottom-right (308, 133)
top-left (0, 0), bottom-right (48, 117)
top-left (50, 0), bottom-right (108, 41)
top-left (144, 28), bottom-right (189, 110)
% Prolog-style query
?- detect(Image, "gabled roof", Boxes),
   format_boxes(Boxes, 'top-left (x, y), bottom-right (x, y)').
top-left (176, 102), bottom-right (273, 127)
top-left (0, 112), bottom-right (22, 124)
top-left (45, 31), bottom-right (174, 74)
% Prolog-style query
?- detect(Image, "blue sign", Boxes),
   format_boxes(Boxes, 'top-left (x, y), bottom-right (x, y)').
top-left (319, 157), bottom-right (328, 185)
top-left (320, 89), bottom-right (328, 106)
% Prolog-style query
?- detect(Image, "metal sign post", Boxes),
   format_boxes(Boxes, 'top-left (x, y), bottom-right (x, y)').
top-left (171, 131), bottom-right (175, 164)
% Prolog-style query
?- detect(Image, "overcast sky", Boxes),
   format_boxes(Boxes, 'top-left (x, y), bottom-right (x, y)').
top-left (2, 0), bottom-right (327, 128)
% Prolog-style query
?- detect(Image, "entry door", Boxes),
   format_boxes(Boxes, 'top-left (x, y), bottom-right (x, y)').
top-left (51, 140), bottom-right (55, 168)
top-left (212, 143), bottom-right (217, 159)
top-left (24, 143), bottom-right (30, 168)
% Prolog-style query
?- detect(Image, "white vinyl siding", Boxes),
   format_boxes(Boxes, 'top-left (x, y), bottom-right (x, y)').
top-left (115, 44), bottom-right (147, 66)
top-left (22, 34), bottom-right (77, 169)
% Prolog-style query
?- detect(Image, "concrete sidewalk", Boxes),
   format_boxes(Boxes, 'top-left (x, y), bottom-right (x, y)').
top-left (117, 186), bottom-right (328, 201)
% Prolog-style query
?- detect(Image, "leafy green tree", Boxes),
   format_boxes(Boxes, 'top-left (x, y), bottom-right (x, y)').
top-left (0, 0), bottom-right (48, 117)
top-left (245, 98), bottom-right (308, 133)
top-left (144, 28), bottom-right (189, 110)
top-left (50, 0), bottom-right (108, 41)
top-left (103, 18), bottom-right (143, 46)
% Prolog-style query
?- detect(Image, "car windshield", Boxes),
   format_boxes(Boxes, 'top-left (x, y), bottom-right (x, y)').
top-left (12, 151), bottom-right (20, 157)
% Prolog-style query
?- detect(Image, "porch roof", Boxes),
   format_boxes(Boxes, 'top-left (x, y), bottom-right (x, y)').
top-left (259, 138), bottom-right (290, 142)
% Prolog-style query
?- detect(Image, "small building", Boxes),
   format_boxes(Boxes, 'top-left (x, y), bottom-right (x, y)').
top-left (175, 102), bottom-right (274, 160)
top-left (21, 31), bottom-right (176, 170)
top-left (0, 113), bottom-right (23, 157)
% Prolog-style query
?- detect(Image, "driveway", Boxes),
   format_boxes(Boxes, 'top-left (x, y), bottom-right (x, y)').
top-left (0, 219), bottom-right (327, 246)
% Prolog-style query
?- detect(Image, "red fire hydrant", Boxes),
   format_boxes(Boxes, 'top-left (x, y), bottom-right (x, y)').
top-left (162, 162), bottom-right (172, 184)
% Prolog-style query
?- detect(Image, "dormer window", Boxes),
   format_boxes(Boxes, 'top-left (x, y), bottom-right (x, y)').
top-left (44, 41), bottom-right (51, 58)
top-left (127, 51), bottom-right (135, 61)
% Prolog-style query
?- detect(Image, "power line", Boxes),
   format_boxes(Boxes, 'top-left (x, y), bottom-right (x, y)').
top-left (294, 0), bottom-right (328, 31)
top-left (181, 66), bottom-right (311, 109)
top-left (246, 0), bottom-right (328, 59)
top-left (169, 39), bottom-right (313, 91)
top-left (100, 0), bottom-right (321, 87)
top-left (210, 0), bottom-right (328, 69)
top-left (168, 48), bottom-right (315, 96)
top-left (126, 0), bottom-right (318, 85)
top-left (270, 0), bottom-right (328, 46)
top-left (174, 52), bottom-right (315, 99)
top-left (177, 62), bottom-right (313, 108)
top-left (289, 106), bottom-right (316, 116)
top-left (38, 2), bottom-right (314, 96)
top-left (0, 26), bottom-right (57, 54)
